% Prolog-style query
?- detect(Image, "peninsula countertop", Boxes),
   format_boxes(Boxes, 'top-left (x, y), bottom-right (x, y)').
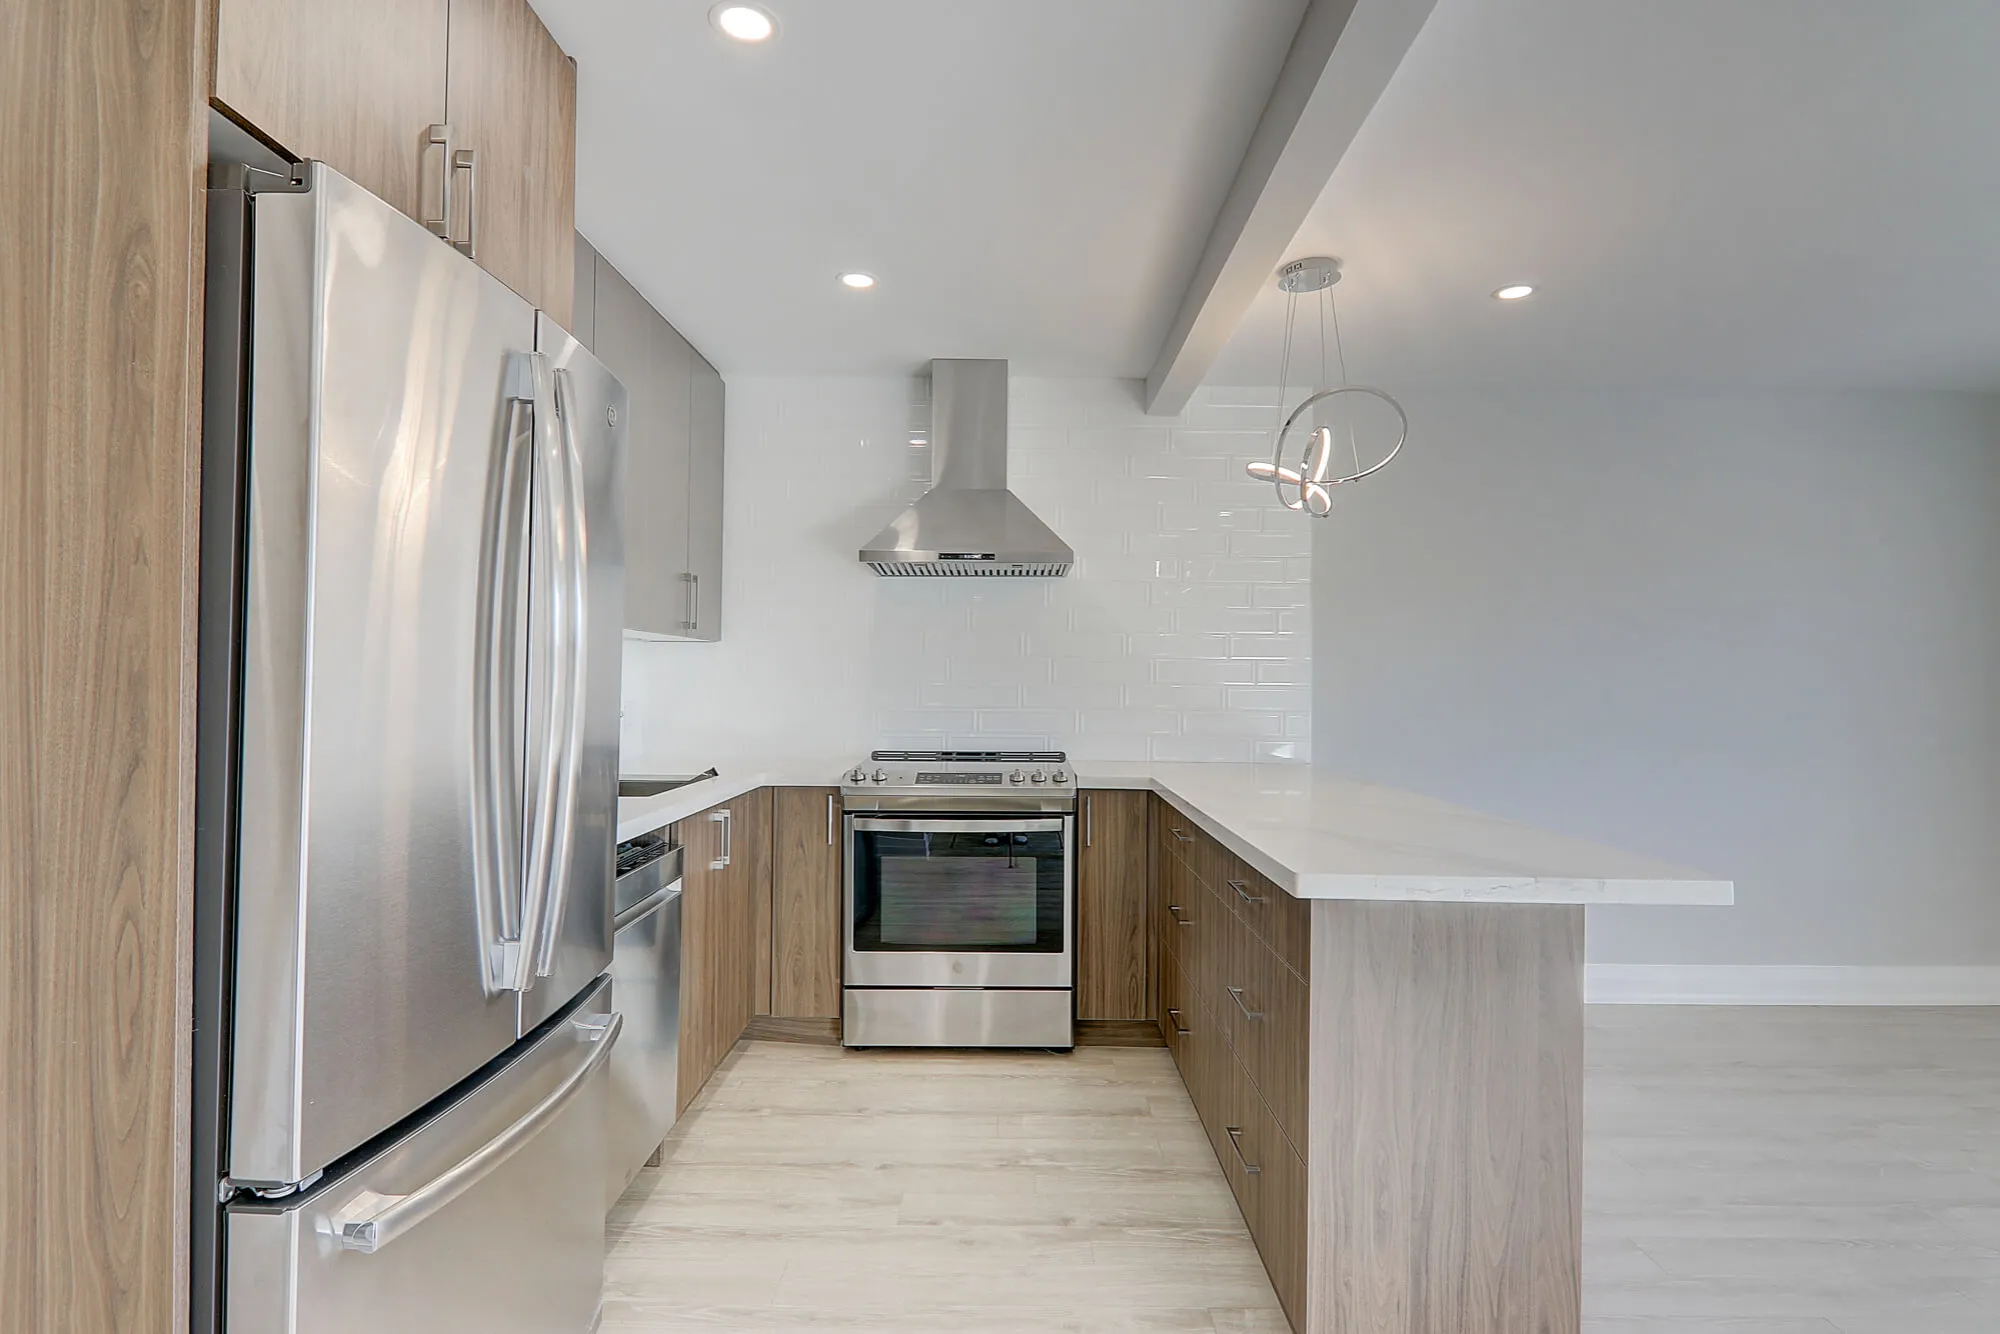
top-left (617, 758), bottom-right (1732, 907)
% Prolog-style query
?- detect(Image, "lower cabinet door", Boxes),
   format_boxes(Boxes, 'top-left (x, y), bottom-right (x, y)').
top-left (226, 978), bottom-right (615, 1334)
top-left (1215, 1048), bottom-right (1307, 1330)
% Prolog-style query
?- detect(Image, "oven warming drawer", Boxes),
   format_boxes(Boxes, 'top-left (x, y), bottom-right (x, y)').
top-left (843, 988), bottom-right (1073, 1049)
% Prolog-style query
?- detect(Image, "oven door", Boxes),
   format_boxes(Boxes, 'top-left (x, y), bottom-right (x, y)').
top-left (845, 815), bottom-right (1073, 988)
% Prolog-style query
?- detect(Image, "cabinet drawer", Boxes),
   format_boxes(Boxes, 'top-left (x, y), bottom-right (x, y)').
top-left (1219, 855), bottom-right (1311, 983)
top-left (1157, 942), bottom-right (1195, 1072)
top-left (1215, 1047), bottom-right (1308, 1330)
top-left (1156, 849), bottom-right (1209, 984)
top-left (1216, 916), bottom-right (1308, 1157)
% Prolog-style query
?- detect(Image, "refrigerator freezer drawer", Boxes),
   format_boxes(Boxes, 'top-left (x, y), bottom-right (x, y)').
top-left (606, 884), bottom-right (681, 1207)
top-left (227, 978), bottom-right (617, 1334)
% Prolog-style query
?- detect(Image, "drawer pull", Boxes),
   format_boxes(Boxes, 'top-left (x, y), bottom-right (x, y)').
top-left (1169, 826), bottom-right (1193, 843)
top-left (1227, 985), bottom-right (1265, 1021)
top-left (1166, 1007), bottom-right (1191, 1036)
top-left (1168, 904), bottom-right (1193, 927)
top-left (1225, 1126), bottom-right (1262, 1175)
top-left (1226, 879), bottom-right (1265, 905)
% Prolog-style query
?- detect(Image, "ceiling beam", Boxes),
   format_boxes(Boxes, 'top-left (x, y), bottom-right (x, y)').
top-left (1143, 0), bottom-right (1437, 414)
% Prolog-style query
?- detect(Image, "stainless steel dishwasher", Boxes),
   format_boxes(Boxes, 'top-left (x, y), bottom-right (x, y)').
top-left (606, 828), bottom-right (684, 1207)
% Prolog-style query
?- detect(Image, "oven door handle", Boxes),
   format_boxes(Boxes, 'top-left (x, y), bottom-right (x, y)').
top-left (848, 817), bottom-right (1068, 835)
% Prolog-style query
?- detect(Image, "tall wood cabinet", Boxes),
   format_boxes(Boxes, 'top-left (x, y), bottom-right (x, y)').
top-left (210, 0), bottom-right (575, 320)
top-left (575, 234), bottom-right (727, 640)
top-left (770, 787), bottom-right (845, 1019)
top-left (2, 0), bottom-right (209, 1324)
top-left (1076, 788), bottom-right (1152, 1020)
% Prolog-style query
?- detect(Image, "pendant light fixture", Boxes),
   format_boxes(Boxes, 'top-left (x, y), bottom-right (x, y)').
top-left (1246, 257), bottom-right (1407, 516)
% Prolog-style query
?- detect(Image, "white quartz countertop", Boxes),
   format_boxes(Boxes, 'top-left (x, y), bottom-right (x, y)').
top-left (619, 758), bottom-right (1731, 907)
top-left (616, 758), bottom-right (850, 842)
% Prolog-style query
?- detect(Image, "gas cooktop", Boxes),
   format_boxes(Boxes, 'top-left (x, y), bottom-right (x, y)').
top-left (841, 750), bottom-right (1076, 812)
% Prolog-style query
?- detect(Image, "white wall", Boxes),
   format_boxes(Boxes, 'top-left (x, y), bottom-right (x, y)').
top-left (620, 377), bottom-right (1314, 770)
top-left (1312, 390), bottom-right (2000, 968)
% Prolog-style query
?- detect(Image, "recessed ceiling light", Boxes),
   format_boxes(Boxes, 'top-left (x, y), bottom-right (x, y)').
top-left (1493, 284), bottom-right (1535, 300)
top-left (711, 4), bottom-right (776, 42)
top-left (838, 272), bottom-right (876, 290)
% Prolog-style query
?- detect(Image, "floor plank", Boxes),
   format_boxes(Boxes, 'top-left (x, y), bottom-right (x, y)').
top-left (609, 1008), bottom-right (2000, 1332)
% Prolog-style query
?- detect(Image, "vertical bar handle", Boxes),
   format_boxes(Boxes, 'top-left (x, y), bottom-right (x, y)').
top-left (1085, 794), bottom-right (1093, 848)
top-left (1225, 1127), bottom-right (1262, 1175)
top-left (826, 793), bottom-right (836, 846)
top-left (709, 809), bottom-right (729, 870)
top-left (423, 124), bottom-right (452, 240)
top-left (680, 572), bottom-right (697, 632)
top-left (451, 146), bottom-right (479, 258)
top-left (531, 367), bottom-right (592, 980)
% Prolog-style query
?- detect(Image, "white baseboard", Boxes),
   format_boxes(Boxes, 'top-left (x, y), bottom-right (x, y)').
top-left (1586, 965), bottom-right (2000, 1006)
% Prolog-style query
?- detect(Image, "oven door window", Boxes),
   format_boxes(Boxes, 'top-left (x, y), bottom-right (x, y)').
top-left (851, 822), bottom-right (1067, 954)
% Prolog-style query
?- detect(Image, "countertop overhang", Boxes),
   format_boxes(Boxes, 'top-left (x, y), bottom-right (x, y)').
top-left (617, 760), bottom-right (1732, 908)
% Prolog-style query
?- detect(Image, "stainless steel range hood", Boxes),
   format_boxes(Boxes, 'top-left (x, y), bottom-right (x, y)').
top-left (860, 359), bottom-right (1072, 577)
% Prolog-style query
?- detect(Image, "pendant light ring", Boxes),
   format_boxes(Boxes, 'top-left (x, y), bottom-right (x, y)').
top-left (1271, 385), bottom-right (1408, 488)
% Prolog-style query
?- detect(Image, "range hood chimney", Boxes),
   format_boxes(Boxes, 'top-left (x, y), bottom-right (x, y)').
top-left (859, 359), bottom-right (1073, 577)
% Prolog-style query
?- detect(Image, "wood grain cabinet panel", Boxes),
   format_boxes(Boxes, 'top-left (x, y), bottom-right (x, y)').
top-left (3, 0), bottom-right (207, 1323)
top-left (1219, 854), bottom-right (1312, 983)
top-left (1077, 789), bottom-right (1150, 1020)
top-left (675, 811), bottom-right (719, 1114)
top-left (1219, 913), bottom-right (1308, 1159)
top-left (444, 0), bottom-right (576, 324)
top-left (727, 787), bottom-right (772, 1029)
top-left (771, 787), bottom-right (843, 1019)
top-left (213, 0), bottom-right (449, 221)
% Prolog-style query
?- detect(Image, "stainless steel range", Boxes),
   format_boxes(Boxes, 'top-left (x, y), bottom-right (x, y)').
top-left (841, 751), bottom-right (1077, 1048)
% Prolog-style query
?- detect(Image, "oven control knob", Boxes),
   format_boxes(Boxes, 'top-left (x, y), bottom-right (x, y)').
top-left (872, 769), bottom-right (888, 783)
top-left (1009, 769), bottom-right (1026, 784)
top-left (1030, 769), bottom-right (1047, 783)
top-left (1052, 768), bottom-right (1069, 784)
top-left (847, 767), bottom-right (867, 784)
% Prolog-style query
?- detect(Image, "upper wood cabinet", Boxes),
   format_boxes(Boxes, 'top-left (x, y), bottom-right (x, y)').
top-left (444, 0), bottom-right (577, 326)
top-left (1077, 789), bottom-right (1153, 1020)
top-left (211, 0), bottom-right (574, 320)
top-left (213, 0), bottom-right (449, 221)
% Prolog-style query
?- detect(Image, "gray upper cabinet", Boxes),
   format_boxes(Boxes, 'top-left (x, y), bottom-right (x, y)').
top-left (578, 232), bottom-right (723, 640)
top-left (685, 353), bottom-right (725, 639)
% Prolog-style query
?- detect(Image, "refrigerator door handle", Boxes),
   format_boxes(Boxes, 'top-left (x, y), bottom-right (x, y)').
top-left (516, 350), bottom-right (570, 992)
top-left (328, 1010), bottom-right (622, 1254)
top-left (530, 366), bottom-right (592, 980)
top-left (474, 356), bottom-right (536, 992)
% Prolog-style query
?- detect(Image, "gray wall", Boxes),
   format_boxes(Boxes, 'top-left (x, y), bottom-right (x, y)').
top-left (1311, 390), bottom-right (2000, 966)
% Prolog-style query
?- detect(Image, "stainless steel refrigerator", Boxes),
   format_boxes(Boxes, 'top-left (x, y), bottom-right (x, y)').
top-left (191, 161), bottom-right (628, 1334)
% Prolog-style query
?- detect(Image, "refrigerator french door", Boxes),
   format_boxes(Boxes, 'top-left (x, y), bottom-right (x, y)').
top-left (191, 161), bottom-right (626, 1334)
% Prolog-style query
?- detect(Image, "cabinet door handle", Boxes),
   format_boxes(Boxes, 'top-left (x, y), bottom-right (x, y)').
top-left (1226, 879), bottom-right (1265, 906)
top-left (826, 793), bottom-right (836, 845)
top-left (451, 146), bottom-right (479, 259)
top-left (1225, 1126), bottom-right (1262, 1175)
top-left (679, 572), bottom-right (698, 632)
top-left (1169, 826), bottom-right (1192, 844)
top-left (709, 809), bottom-right (730, 870)
top-left (423, 124), bottom-right (453, 240)
top-left (1227, 985), bottom-right (1265, 1021)
top-left (1165, 1007), bottom-right (1190, 1036)
top-left (1167, 904), bottom-right (1192, 927)
top-left (1085, 794), bottom-right (1093, 848)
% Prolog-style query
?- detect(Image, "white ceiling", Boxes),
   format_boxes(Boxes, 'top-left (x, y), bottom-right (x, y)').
top-left (1209, 0), bottom-right (2000, 390)
top-left (533, 0), bottom-right (1307, 376)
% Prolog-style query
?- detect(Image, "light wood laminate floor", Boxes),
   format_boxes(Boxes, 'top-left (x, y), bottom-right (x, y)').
top-left (605, 1009), bottom-right (2000, 1333)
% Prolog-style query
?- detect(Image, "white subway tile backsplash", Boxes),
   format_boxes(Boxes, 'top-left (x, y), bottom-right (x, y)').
top-left (618, 379), bottom-right (1310, 767)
